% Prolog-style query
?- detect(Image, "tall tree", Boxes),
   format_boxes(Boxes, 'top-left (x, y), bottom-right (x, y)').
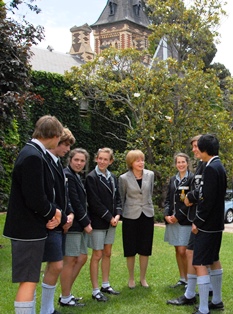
top-left (0, 0), bottom-right (44, 209)
top-left (65, 47), bottom-right (233, 206)
top-left (146, 0), bottom-right (226, 67)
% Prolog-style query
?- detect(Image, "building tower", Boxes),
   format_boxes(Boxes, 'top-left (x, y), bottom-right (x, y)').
top-left (69, 1), bottom-right (152, 62)
top-left (91, 0), bottom-right (151, 55)
top-left (69, 23), bottom-right (95, 62)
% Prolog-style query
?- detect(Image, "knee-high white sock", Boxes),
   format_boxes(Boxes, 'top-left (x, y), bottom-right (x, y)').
top-left (40, 282), bottom-right (56, 314)
top-left (31, 291), bottom-right (36, 314)
top-left (14, 301), bottom-right (34, 314)
top-left (197, 275), bottom-right (210, 314)
top-left (207, 267), bottom-right (213, 292)
top-left (185, 273), bottom-right (197, 299)
top-left (210, 268), bottom-right (223, 304)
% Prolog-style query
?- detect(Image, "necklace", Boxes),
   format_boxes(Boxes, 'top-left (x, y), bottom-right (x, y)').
top-left (133, 172), bottom-right (143, 179)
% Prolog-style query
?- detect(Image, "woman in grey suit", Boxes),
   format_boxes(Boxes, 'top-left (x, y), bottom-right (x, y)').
top-left (119, 150), bottom-right (154, 289)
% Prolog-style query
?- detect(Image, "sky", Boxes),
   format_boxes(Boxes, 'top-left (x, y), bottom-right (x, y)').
top-left (13, 0), bottom-right (233, 74)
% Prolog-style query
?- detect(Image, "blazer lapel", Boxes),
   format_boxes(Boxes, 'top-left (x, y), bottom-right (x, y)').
top-left (99, 175), bottom-right (113, 195)
top-left (76, 174), bottom-right (86, 194)
top-left (128, 171), bottom-right (142, 191)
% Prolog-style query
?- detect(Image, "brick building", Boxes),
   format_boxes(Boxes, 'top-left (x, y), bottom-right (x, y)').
top-left (69, 0), bottom-right (151, 62)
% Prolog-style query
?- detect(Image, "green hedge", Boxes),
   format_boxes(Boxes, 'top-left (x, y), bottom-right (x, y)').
top-left (0, 119), bottom-right (20, 211)
top-left (0, 70), bottom-right (127, 210)
top-left (0, 70), bottom-right (163, 221)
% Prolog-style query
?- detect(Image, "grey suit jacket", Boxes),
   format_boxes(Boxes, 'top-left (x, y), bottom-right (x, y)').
top-left (119, 169), bottom-right (154, 219)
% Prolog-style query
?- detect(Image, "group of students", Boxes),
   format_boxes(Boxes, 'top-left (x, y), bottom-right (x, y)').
top-left (3, 115), bottom-right (227, 314)
top-left (3, 115), bottom-right (155, 314)
top-left (164, 135), bottom-right (226, 314)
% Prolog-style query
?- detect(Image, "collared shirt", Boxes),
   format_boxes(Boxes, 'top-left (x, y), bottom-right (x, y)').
top-left (46, 150), bottom-right (59, 164)
top-left (206, 155), bottom-right (219, 167)
top-left (31, 138), bottom-right (47, 154)
top-left (175, 170), bottom-right (189, 183)
top-left (95, 165), bottom-right (111, 180)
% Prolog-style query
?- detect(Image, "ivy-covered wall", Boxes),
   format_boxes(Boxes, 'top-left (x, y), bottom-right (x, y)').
top-left (0, 119), bottom-right (20, 211)
top-left (30, 71), bottom-right (127, 168)
top-left (0, 70), bottom-right (127, 211)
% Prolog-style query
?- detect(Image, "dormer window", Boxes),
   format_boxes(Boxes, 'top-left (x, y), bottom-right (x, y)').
top-left (109, 1), bottom-right (117, 15)
top-left (133, 0), bottom-right (142, 16)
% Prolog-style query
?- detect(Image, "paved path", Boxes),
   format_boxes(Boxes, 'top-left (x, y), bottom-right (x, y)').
top-left (154, 223), bottom-right (233, 233)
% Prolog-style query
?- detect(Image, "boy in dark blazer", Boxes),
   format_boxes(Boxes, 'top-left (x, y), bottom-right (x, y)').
top-left (40, 128), bottom-right (76, 314)
top-left (3, 115), bottom-right (63, 314)
top-left (192, 134), bottom-right (226, 314)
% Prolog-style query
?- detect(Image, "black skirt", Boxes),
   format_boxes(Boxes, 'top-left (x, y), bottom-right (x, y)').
top-left (122, 212), bottom-right (154, 257)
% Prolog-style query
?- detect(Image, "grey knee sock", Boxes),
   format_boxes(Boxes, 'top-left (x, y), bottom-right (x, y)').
top-left (31, 291), bottom-right (36, 314)
top-left (197, 275), bottom-right (210, 314)
top-left (210, 268), bottom-right (223, 304)
top-left (207, 267), bottom-right (213, 292)
top-left (185, 274), bottom-right (197, 299)
top-left (14, 301), bottom-right (34, 314)
top-left (40, 282), bottom-right (56, 314)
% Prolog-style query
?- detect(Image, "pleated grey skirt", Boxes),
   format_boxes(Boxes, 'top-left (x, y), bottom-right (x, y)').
top-left (164, 223), bottom-right (191, 246)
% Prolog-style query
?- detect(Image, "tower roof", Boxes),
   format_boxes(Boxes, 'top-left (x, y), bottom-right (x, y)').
top-left (91, 0), bottom-right (150, 28)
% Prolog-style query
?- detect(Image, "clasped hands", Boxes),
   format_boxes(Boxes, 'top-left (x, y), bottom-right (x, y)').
top-left (165, 215), bottom-right (178, 224)
top-left (46, 208), bottom-right (62, 229)
top-left (110, 215), bottom-right (120, 227)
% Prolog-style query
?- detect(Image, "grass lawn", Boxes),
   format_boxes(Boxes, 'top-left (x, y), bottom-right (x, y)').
top-left (0, 213), bottom-right (233, 314)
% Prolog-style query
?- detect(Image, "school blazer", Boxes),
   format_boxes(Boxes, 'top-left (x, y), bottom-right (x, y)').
top-left (118, 169), bottom-right (154, 220)
top-left (186, 161), bottom-right (206, 222)
top-left (3, 141), bottom-right (57, 241)
top-left (64, 166), bottom-right (91, 232)
top-left (45, 154), bottom-right (73, 229)
top-left (85, 170), bottom-right (122, 229)
top-left (164, 170), bottom-right (194, 225)
top-left (194, 156), bottom-right (227, 232)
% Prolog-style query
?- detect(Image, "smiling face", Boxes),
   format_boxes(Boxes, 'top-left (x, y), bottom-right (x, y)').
top-left (95, 151), bottom-right (113, 173)
top-left (198, 151), bottom-right (210, 162)
top-left (175, 156), bottom-right (188, 174)
top-left (70, 152), bottom-right (87, 173)
top-left (192, 140), bottom-right (201, 159)
top-left (132, 157), bottom-right (145, 172)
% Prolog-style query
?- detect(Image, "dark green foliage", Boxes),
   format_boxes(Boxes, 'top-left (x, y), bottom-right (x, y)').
top-left (29, 71), bottom-right (127, 171)
top-left (0, 119), bottom-right (20, 211)
top-left (0, 0), bottom-right (44, 210)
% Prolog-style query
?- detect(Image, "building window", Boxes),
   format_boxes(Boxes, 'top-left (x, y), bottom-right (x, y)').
top-left (109, 1), bottom-right (117, 15)
top-left (133, 1), bottom-right (142, 16)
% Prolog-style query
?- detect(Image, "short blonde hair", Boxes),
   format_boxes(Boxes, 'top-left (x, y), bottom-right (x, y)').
top-left (95, 147), bottom-right (114, 161)
top-left (59, 127), bottom-right (76, 146)
top-left (125, 150), bottom-right (144, 169)
top-left (190, 134), bottom-right (202, 145)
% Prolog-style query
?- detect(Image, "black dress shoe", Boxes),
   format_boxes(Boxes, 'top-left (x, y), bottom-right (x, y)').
top-left (58, 297), bottom-right (85, 307)
top-left (101, 286), bottom-right (120, 295)
top-left (195, 300), bottom-right (224, 312)
top-left (170, 280), bottom-right (187, 288)
top-left (92, 291), bottom-right (108, 302)
top-left (167, 295), bottom-right (197, 305)
top-left (52, 311), bottom-right (61, 314)
top-left (209, 301), bottom-right (224, 310)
